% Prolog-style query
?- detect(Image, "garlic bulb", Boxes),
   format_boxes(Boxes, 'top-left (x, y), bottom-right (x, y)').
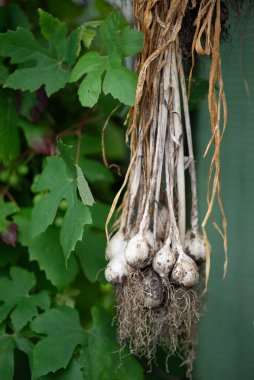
top-left (125, 233), bottom-right (151, 268)
top-left (153, 245), bottom-right (176, 277)
top-left (105, 254), bottom-right (129, 284)
top-left (106, 231), bottom-right (127, 260)
top-left (142, 269), bottom-right (164, 308)
top-left (171, 251), bottom-right (199, 288)
top-left (185, 229), bottom-right (206, 262)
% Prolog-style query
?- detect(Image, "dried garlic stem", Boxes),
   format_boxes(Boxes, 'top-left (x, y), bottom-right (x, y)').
top-left (153, 49), bottom-right (172, 238)
top-left (171, 43), bottom-right (186, 244)
top-left (178, 53), bottom-right (199, 231)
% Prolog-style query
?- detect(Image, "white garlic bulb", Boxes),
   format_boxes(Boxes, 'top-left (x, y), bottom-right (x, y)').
top-left (125, 233), bottom-right (151, 268)
top-left (105, 254), bottom-right (129, 284)
top-left (185, 229), bottom-right (206, 262)
top-left (106, 231), bottom-right (127, 260)
top-left (171, 251), bottom-right (199, 288)
top-left (153, 245), bottom-right (176, 277)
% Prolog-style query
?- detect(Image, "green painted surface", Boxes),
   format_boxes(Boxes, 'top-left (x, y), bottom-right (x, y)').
top-left (194, 15), bottom-right (254, 380)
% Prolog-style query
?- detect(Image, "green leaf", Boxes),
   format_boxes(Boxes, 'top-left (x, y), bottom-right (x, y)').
top-left (76, 165), bottom-right (95, 205)
top-left (75, 227), bottom-right (106, 283)
top-left (0, 9), bottom-right (80, 96)
top-left (0, 334), bottom-right (15, 380)
top-left (37, 359), bottom-right (84, 380)
top-left (30, 307), bottom-right (86, 379)
top-left (4, 55), bottom-right (69, 96)
top-left (29, 227), bottom-right (79, 290)
top-left (119, 26), bottom-right (144, 57)
top-left (78, 71), bottom-right (102, 108)
top-left (0, 267), bottom-right (50, 330)
top-left (39, 9), bottom-right (68, 60)
top-left (103, 63), bottom-right (137, 106)
top-left (13, 208), bottom-right (31, 246)
top-left (99, 11), bottom-right (143, 57)
top-left (70, 11), bottom-right (143, 108)
top-left (31, 153), bottom-right (92, 260)
top-left (66, 28), bottom-right (82, 66)
top-left (70, 51), bottom-right (107, 82)
top-left (79, 21), bottom-right (102, 49)
top-left (0, 92), bottom-right (20, 164)
top-left (0, 197), bottom-right (18, 232)
top-left (81, 307), bottom-right (144, 380)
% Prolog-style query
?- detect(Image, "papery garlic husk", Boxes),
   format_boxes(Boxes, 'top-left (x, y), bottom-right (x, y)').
top-left (125, 232), bottom-right (151, 268)
top-left (106, 231), bottom-right (127, 260)
top-left (156, 205), bottom-right (168, 241)
top-left (142, 269), bottom-right (164, 308)
top-left (105, 254), bottom-right (129, 284)
top-left (153, 245), bottom-right (176, 277)
top-left (171, 252), bottom-right (199, 288)
top-left (144, 229), bottom-right (156, 250)
top-left (185, 229), bottom-right (206, 262)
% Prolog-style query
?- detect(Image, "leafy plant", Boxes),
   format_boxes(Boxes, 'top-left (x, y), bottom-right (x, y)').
top-left (0, 2), bottom-right (145, 379)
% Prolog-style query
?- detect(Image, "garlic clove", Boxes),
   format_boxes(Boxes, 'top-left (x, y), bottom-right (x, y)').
top-left (185, 229), bottom-right (207, 262)
top-left (152, 245), bottom-right (176, 277)
top-left (142, 269), bottom-right (164, 308)
top-left (125, 233), bottom-right (151, 269)
top-left (105, 254), bottom-right (129, 284)
top-left (106, 231), bottom-right (127, 260)
top-left (171, 252), bottom-right (199, 288)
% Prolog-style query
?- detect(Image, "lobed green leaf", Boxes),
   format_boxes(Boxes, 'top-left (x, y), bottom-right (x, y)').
top-left (30, 307), bottom-right (86, 379)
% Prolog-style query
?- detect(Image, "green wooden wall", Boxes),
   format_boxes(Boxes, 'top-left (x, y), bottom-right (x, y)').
top-left (194, 13), bottom-right (254, 380)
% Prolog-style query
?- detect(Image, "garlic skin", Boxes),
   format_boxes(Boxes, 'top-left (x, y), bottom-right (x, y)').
top-left (106, 231), bottom-right (127, 260)
top-left (171, 252), bottom-right (199, 288)
top-left (185, 229), bottom-right (206, 262)
top-left (125, 233), bottom-right (151, 268)
top-left (105, 254), bottom-right (129, 284)
top-left (153, 245), bottom-right (176, 277)
top-left (142, 269), bottom-right (164, 308)
top-left (157, 205), bottom-right (168, 240)
top-left (144, 229), bottom-right (156, 250)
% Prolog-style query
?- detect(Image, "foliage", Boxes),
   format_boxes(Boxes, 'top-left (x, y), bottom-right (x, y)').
top-left (0, 2), bottom-right (144, 379)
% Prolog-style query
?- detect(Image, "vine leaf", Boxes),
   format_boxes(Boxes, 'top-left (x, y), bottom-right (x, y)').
top-left (0, 333), bottom-right (15, 380)
top-left (0, 267), bottom-right (50, 331)
top-left (31, 141), bottom-right (94, 261)
top-left (70, 11), bottom-right (143, 107)
top-left (36, 359), bottom-right (84, 380)
top-left (30, 307), bottom-right (86, 379)
top-left (99, 11), bottom-right (143, 57)
top-left (75, 226), bottom-right (106, 283)
top-left (0, 10), bottom-right (80, 95)
top-left (80, 307), bottom-right (144, 380)
top-left (29, 227), bottom-right (79, 290)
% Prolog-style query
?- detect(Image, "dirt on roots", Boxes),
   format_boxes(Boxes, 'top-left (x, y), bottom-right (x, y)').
top-left (115, 269), bottom-right (201, 375)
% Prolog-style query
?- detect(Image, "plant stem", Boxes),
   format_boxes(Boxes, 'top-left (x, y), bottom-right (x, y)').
top-left (171, 43), bottom-right (186, 244)
top-left (178, 52), bottom-right (199, 231)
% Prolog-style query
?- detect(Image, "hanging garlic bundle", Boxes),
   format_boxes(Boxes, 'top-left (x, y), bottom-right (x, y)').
top-left (105, 0), bottom-right (227, 376)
